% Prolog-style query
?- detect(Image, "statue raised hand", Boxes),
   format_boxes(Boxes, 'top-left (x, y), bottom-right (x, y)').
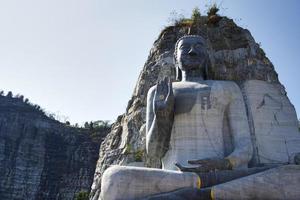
top-left (146, 77), bottom-right (175, 159)
top-left (154, 77), bottom-right (174, 120)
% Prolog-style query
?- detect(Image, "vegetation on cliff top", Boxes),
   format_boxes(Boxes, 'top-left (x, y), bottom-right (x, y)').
top-left (0, 90), bottom-right (112, 138)
top-left (167, 3), bottom-right (221, 27)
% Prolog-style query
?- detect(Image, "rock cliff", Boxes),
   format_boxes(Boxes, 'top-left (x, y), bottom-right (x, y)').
top-left (0, 94), bottom-right (109, 200)
top-left (90, 16), bottom-right (298, 200)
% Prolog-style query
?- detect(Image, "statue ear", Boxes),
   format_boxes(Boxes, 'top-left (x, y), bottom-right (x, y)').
top-left (176, 66), bottom-right (182, 81)
top-left (204, 54), bottom-right (211, 80)
top-left (203, 59), bottom-right (208, 80)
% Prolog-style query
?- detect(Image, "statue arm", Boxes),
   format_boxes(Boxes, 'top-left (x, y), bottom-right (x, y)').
top-left (225, 83), bottom-right (253, 168)
top-left (146, 78), bottom-right (174, 159)
top-left (146, 86), bottom-right (158, 158)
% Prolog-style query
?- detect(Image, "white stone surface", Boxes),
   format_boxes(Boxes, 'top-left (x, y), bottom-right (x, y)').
top-left (100, 165), bottom-right (199, 200)
top-left (212, 165), bottom-right (300, 200)
top-left (244, 80), bottom-right (300, 164)
top-left (161, 81), bottom-right (252, 170)
top-left (99, 80), bottom-right (300, 200)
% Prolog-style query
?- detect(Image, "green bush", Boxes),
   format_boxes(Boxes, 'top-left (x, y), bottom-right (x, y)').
top-left (134, 150), bottom-right (144, 162)
top-left (191, 7), bottom-right (201, 24)
top-left (75, 191), bottom-right (89, 200)
top-left (124, 144), bottom-right (132, 155)
top-left (207, 3), bottom-right (219, 16)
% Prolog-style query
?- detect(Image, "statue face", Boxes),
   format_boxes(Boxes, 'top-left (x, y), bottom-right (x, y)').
top-left (176, 36), bottom-right (207, 72)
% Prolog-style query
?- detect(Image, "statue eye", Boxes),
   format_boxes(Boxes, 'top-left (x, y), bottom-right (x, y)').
top-left (179, 45), bottom-right (189, 50)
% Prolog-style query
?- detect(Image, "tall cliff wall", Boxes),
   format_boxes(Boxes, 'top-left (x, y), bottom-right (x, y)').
top-left (0, 95), bottom-right (108, 200)
top-left (89, 16), bottom-right (295, 200)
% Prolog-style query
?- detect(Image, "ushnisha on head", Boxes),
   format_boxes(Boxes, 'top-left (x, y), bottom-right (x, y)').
top-left (174, 35), bottom-right (210, 81)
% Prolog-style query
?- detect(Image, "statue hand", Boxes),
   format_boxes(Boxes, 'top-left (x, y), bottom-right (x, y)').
top-left (154, 77), bottom-right (174, 119)
top-left (175, 158), bottom-right (232, 173)
top-left (188, 158), bottom-right (232, 171)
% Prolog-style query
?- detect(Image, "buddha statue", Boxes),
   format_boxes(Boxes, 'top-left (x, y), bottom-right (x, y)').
top-left (146, 35), bottom-right (252, 172)
top-left (100, 35), bottom-right (300, 200)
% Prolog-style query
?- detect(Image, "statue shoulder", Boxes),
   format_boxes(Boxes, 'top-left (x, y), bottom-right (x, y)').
top-left (212, 81), bottom-right (243, 98)
top-left (212, 80), bottom-right (240, 90)
top-left (170, 81), bottom-right (182, 90)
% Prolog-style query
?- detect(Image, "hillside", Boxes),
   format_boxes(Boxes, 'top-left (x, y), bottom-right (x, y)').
top-left (0, 93), bottom-right (109, 200)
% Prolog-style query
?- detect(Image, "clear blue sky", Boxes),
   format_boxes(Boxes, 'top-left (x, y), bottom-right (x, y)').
top-left (0, 0), bottom-right (299, 124)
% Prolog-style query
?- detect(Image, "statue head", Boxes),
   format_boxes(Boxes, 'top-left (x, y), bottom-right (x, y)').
top-left (174, 35), bottom-right (210, 81)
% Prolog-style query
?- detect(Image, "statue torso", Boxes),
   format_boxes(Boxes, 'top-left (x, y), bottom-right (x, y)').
top-left (162, 80), bottom-right (235, 170)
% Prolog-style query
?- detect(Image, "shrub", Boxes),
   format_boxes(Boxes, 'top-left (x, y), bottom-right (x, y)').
top-left (207, 3), bottom-right (219, 16)
top-left (191, 7), bottom-right (201, 24)
top-left (7, 91), bottom-right (13, 98)
top-left (134, 149), bottom-right (144, 162)
top-left (167, 10), bottom-right (186, 26)
top-left (124, 144), bottom-right (132, 155)
top-left (75, 191), bottom-right (89, 200)
top-left (93, 120), bottom-right (111, 129)
top-left (206, 3), bottom-right (222, 25)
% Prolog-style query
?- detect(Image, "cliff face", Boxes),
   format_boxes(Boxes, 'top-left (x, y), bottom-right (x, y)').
top-left (0, 95), bottom-right (108, 200)
top-left (90, 16), bottom-right (286, 200)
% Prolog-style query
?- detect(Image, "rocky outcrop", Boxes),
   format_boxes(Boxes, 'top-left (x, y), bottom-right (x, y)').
top-left (90, 16), bottom-right (294, 200)
top-left (0, 95), bottom-right (108, 200)
top-left (243, 80), bottom-right (300, 165)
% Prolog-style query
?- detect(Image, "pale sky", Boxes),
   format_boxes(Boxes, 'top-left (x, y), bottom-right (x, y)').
top-left (0, 0), bottom-right (299, 124)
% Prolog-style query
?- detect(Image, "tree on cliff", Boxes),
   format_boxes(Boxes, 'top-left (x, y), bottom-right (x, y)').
top-left (7, 91), bottom-right (13, 98)
top-left (191, 6), bottom-right (201, 23)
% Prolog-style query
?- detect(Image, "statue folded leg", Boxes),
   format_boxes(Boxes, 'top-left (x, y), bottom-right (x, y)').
top-left (210, 165), bottom-right (300, 200)
top-left (136, 165), bottom-right (300, 200)
top-left (100, 165), bottom-right (200, 200)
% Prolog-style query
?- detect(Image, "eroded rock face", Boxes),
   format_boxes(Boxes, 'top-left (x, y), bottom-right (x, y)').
top-left (0, 96), bottom-right (107, 200)
top-left (243, 80), bottom-right (300, 165)
top-left (90, 16), bottom-right (297, 200)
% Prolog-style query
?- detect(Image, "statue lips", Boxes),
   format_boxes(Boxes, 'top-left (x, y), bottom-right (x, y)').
top-left (180, 55), bottom-right (204, 70)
